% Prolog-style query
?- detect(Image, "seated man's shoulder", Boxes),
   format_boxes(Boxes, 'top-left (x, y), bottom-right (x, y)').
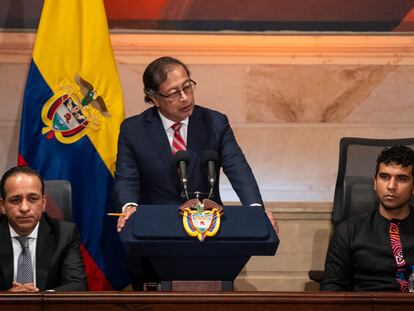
top-left (44, 214), bottom-right (78, 234)
top-left (336, 210), bottom-right (375, 235)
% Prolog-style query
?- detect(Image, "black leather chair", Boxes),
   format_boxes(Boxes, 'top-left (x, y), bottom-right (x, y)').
top-left (44, 180), bottom-right (72, 221)
top-left (340, 175), bottom-right (377, 224)
top-left (309, 137), bottom-right (414, 284)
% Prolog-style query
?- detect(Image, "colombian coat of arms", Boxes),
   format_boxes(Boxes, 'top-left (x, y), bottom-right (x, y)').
top-left (180, 198), bottom-right (224, 242)
top-left (41, 76), bottom-right (111, 144)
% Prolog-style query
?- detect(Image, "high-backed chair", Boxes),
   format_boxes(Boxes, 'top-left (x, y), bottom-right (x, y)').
top-left (309, 137), bottom-right (414, 284)
top-left (332, 137), bottom-right (414, 227)
top-left (44, 180), bottom-right (72, 221)
top-left (341, 175), bottom-right (377, 224)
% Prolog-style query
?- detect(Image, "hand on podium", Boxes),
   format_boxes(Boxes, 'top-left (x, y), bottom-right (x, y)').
top-left (9, 281), bottom-right (39, 292)
top-left (266, 211), bottom-right (279, 234)
top-left (117, 205), bottom-right (137, 233)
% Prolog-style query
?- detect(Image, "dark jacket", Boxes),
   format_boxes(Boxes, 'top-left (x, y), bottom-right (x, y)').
top-left (0, 213), bottom-right (87, 291)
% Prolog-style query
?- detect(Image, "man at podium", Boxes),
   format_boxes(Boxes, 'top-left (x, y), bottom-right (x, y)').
top-left (114, 56), bottom-right (277, 232)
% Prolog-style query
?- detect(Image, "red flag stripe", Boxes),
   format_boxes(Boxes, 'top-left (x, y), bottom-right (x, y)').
top-left (80, 243), bottom-right (113, 290)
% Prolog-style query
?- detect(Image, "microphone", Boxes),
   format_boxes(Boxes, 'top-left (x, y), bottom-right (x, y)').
top-left (202, 150), bottom-right (219, 199)
top-left (174, 150), bottom-right (190, 200)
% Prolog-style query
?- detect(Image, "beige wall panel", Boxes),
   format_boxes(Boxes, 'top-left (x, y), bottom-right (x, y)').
top-left (346, 66), bottom-right (414, 122)
top-left (0, 63), bottom-right (26, 121)
top-left (244, 219), bottom-right (331, 272)
top-left (235, 207), bottom-right (331, 291)
top-left (236, 271), bottom-right (319, 291)
top-left (245, 65), bottom-right (414, 123)
top-left (0, 124), bottom-right (19, 172)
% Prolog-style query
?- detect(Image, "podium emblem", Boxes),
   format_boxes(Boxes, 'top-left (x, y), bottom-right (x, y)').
top-left (180, 199), bottom-right (223, 242)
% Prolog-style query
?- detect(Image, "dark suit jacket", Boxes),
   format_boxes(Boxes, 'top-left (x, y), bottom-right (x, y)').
top-left (0, 214), bottom-right (87, 291)
top-left (113, 105), bottom-right (263, 209)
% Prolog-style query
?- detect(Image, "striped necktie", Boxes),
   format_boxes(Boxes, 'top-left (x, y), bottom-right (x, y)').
top-left (171, 122), bottom-right (186, 154)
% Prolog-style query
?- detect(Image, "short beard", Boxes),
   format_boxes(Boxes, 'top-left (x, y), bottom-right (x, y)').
top-left (380, 200), bottom-right (410, 211)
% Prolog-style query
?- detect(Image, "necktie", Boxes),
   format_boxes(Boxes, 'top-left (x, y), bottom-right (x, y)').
top-left (15, 236), bottom-right (34, 284)
top-left (389, 221), bottom-right (409, 292)
top-left (171, 122), bottom-right (186, 154)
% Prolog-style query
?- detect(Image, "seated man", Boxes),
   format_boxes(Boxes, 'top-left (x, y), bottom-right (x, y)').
top-left (0, 166), bottom-right (87, 292)
top-left (321, 145), bottom-right (414, 292)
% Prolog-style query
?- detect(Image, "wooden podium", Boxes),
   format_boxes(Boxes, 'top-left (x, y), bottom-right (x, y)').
top-left (120, 205), bottom-right (279, 291)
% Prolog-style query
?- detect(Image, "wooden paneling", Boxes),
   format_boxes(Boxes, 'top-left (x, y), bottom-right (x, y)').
top-left (1, 291), bottom-right (414, 311)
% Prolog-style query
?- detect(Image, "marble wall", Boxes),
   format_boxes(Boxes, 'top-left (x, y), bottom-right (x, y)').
top-left (234, 203), bottom-right (332, 291)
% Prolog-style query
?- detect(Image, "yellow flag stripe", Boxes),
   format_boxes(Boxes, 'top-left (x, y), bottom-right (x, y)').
top-left (32, 0), bottom-right (124, 175)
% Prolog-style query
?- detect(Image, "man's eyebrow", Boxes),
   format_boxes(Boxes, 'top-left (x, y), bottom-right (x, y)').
top-left (397, 174), bottom-right (410, 178)
top-left (378, 172), bottom-right (410, 178)
top-left (8, 192), bottom-right (41, 198)
top-left (7, 194), bottom-right (22, 199)
top-left (166, 80), bottom-right (191, 91)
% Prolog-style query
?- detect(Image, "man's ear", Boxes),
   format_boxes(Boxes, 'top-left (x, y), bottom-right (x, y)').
top-left (42, 195), bottom-right (47, 213)
top-left (151, 95), bottom-right (160, 108)
top-left (373, 176), bottom-right (377, 191)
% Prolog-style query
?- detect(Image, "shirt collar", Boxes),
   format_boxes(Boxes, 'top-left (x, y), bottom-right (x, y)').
top-left (158, 110), bottom-right (189, 131)
top-left (9, 221), bottom-right (40, 239)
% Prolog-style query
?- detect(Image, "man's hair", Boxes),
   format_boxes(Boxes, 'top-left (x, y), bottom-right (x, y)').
top-left (0, 166), bottom-right (44, 199)
top-left (375, 145), bottom-right (414, 178)
top-left (143, 56), bottom-right (191, 104)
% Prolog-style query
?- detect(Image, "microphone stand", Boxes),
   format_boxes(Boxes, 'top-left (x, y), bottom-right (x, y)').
top-left (182, 176), bottom-right (190, 201)
top-left (175, 150), bottom-right (190, 201)
top-left (207, 183), bottom-right (214, 200)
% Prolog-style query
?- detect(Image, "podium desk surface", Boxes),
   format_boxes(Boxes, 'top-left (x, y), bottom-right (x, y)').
top-left (120, 205), bottom-right (279, 257)
top-left (1, 291), bottom-right (414, 311)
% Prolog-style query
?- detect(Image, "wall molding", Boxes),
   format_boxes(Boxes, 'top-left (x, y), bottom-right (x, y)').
top-left (5, 119), bottom-right (414, 128)
top-left (1, 32), bottom-right (414, 64)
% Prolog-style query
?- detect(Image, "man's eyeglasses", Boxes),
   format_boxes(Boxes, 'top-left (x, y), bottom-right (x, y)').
top-left (157, 80), bottom-right (196, 102)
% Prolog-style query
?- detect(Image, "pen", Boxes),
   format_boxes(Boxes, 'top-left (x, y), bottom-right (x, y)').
top-left (107, 213), bottom-right (126, 217)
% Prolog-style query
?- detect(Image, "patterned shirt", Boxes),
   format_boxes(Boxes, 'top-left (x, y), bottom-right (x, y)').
top-left (321, 207), bottom-right (414, 291)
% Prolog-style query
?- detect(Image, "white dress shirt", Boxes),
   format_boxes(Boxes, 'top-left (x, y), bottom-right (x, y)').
top-left (158, 112), bottom-right (189, 150)
top-left (9, 223), bottom-right (39, 285)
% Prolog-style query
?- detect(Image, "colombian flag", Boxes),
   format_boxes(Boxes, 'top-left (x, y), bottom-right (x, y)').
top-left (18, 0), bottom-right (129, 290)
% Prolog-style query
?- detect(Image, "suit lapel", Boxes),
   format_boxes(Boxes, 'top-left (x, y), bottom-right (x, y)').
top-left (0, 217), bottom-right (14, 288)
top-left (145, 108), bottom-right (181, 190)
top-left (187, 106), bottom-right (207, 179)
top-left (36, 215), bottom-right (54, 291)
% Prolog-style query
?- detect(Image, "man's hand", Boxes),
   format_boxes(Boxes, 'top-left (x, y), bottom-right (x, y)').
top-left (117, 205), bottom-right (137, 233)
top-left (9, 281), bottom-right (39, 292)
top-left (266, 211), bottom-right (279, 234)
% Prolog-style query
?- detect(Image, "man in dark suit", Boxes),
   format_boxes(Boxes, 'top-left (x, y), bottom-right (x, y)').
top-left (114, 56), bottom-right (277, 232)
top-left (0, 166), bottom-right (87, 292)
